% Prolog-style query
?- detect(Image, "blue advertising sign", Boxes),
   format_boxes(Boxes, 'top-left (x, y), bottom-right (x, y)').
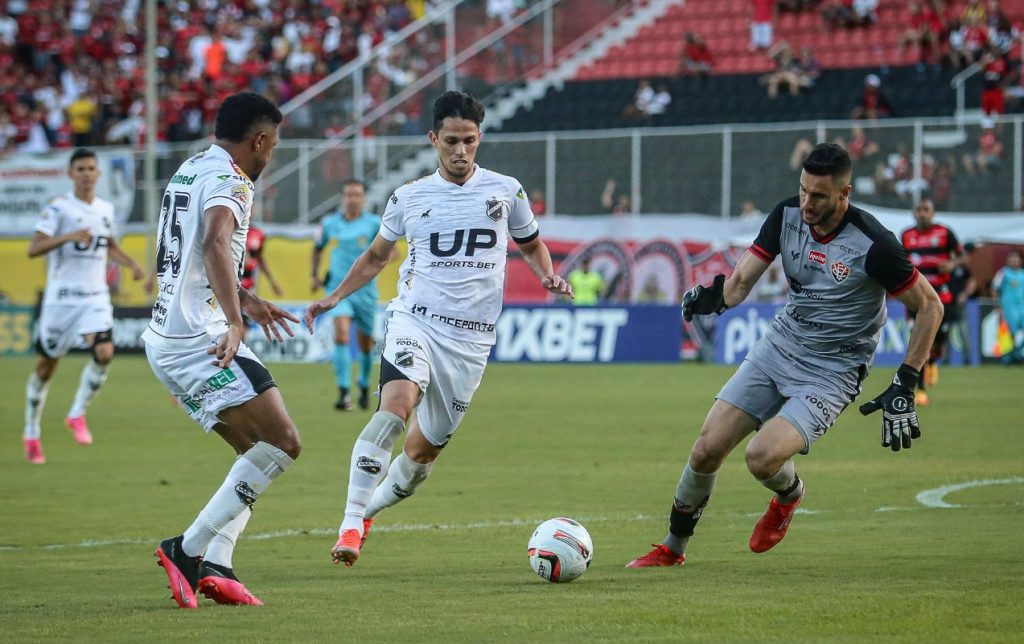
top-left (492, 305), bottom-right (681, 363)
top-left (714, 301), bottom-right (981, 367)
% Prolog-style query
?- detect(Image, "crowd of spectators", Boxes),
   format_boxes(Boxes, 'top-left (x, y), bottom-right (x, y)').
top-left (0, 0), bottom-right (439, 154)
top-left (0, 0), bottom-right (568, 154)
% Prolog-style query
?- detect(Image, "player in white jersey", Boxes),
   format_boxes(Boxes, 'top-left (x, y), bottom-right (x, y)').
top-left (22, 148), bottom-right (145, 464)
top-left (143, 92), bottom-right (301, 609)
top-left (304, 91), bottom-right (574, 567)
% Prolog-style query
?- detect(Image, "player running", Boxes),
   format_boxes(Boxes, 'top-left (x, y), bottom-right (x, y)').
top-left (310, 179), bottom-right (391, 411)
top-left (627, 143), bottom-right (942, 568)
top-left (304, 91), bottom-right (573, 567)
top-left (22, 148), bottom-right (145, 464)
top-left (901, 199), bottom-right (964, 404)
top-left (143, 92), bottom-right (301, 608)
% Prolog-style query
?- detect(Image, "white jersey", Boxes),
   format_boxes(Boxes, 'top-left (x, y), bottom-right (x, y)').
top-left (142, 144), bottom-right (254, 350)
top-left (381, 165), bottom-right (540, 345)
top-left (35, 193), bottom-right (115, 306)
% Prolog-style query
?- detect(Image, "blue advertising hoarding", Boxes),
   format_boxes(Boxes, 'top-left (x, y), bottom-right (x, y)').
top-left (714, 300), bottom-right (982, 367)
top-left (491, 305), bottom-right (681, 363)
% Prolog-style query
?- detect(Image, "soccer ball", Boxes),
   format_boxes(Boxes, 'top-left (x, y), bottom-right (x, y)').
top-left (527, 517), bottom-right (593, 583)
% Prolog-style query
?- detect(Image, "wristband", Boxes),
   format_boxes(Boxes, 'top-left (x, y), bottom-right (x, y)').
top-left (895, 363), bottom-right (921, 390)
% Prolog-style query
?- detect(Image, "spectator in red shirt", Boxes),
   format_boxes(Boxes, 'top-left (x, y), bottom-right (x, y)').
top-left (898, 1), bottom-right (941, 62)
top-left (851, 73), bottom-right (893, 120)
top-left (962, 117), bottom-right (1003, 174)
top-left (678, 32), bottom-right (715, 76)
top-left (750, 0), bottom-right (775, 51)
top-left (980, 45), bottom-right (1008, 114)
top-left (529, 188), bottom-right (547, 216)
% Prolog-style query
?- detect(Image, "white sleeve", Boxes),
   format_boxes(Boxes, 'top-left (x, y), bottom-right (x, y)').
top-left (992, 269), bottom-right (1004, 294)
top-left (34, 202), bottom-right (62, 237)
top-left (379, 189), bottom-right (405, 241)
top-left (507, 182), bottom-right (539, 242)
top-left (203, 176), bottom-right (252, 225)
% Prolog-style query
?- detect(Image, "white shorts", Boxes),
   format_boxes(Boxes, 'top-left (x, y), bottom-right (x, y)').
top-left (380, 311), bottom-right (490, 447)
top-left (145, 340), bottom-right (276, 431)
top-left (36, 300), bottom-right (114, 358)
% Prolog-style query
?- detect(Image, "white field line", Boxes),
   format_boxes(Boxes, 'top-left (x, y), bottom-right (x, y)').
top-left (914, 476), bottom-right (1024, 509)
top-left (3, 478), bottom-right (1021, 553)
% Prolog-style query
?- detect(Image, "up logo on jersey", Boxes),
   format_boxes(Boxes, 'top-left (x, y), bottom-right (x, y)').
top-left (429, 229), bottom-right (497, 257)
top-left (73, 236), bottom-right (111, 252)
top-left (830, 261), bottom-right (850, 283)
top-left (485, 197), bottom-right (508, 221)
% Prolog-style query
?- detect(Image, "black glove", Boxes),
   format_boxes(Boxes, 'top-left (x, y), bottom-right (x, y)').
top-left (682, 274), bottom-right (727, 322)
top-left (859, 364), bottom-right (921, 452)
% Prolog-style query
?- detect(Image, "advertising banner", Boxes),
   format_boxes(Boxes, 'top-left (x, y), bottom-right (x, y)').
top-left (714, 300), bottom-right (982, 367)
top-left (0, 149), bottom-right (135, 236)
top-left (491, 305), bottom-right (681, 363)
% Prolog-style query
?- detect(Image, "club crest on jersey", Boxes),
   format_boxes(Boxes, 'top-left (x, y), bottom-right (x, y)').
top-left (232, 184), bottom-right (250, 205)
top-left (808, 250), bottom-right (827, 265)
top-left (830, 261), bottom-right (850, 283)
top-left (485, 198), bottom-right (508, 221)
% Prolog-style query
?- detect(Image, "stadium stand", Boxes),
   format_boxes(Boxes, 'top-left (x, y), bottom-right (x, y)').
top-left (0, 0), bottom-right (620, 152)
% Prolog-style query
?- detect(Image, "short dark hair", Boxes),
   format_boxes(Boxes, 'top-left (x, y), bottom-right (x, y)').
top-left (802, 143), bottom-right (852, 179)
top-left (342, 178), bottom-right (366, 190)
top-left (432, 91), bottom-right (485, 132)
top-left (69, 148), bottom-right (96, 167)
top-left (214, 92), bottom-right (283, 143)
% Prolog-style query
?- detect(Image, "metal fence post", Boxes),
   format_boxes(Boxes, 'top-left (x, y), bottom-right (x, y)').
top-left (446, 6), bottom-right (456, 91)
top-left (546, 133), bottom-right (556, 215)
top-left (721, 127), bottom-right (732, 218)
top-left (631, 130), bottom-right (642, 214)
top-left (543, 3), bottom-right (553, 69)
top-left (912, 120), bottom-right (924, 205)
top-left (1015, 117), bottom-right (1022, 210)
top-left (299, 141), bottom-right (310, 224)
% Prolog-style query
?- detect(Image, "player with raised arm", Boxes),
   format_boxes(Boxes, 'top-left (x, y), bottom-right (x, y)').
top-left (311, 179), bottom-right (388, 411)
top-left (304, 91), bottom-right (574, 567)
top-left (627, 143), bottom-right (942, 568)
top-left (22, 148), bottom-right (145, 464)
top-left (143, 92), bottom-right (301, 608)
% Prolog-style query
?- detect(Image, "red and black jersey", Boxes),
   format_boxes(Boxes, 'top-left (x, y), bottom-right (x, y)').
top-left (901, 223), bottom-right (961, 304)
top-left (240, 226), bottom-right (266, 291)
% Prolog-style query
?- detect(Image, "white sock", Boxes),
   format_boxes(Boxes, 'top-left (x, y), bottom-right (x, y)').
top-left (24, 373), bottom-right (50, 440)
top-left (339, 411), bottom-right (406, 535)
top-left (340, 440), bottom-right (394, 534)
top-left (202, 506), bottom-right (252, 569)
top-left (365, 452), bottom-right (433, 519)
top-left (182, 442), bottom-right (293, 557)
top-left (68, 361), bottom-right (109, 418)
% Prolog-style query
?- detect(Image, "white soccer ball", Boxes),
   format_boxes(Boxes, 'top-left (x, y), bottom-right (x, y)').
top-left (527, 517), bottom-right (593, 583)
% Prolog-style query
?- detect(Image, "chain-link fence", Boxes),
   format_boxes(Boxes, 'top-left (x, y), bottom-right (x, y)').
top-left (127, 114), bottom-right (1022, 226)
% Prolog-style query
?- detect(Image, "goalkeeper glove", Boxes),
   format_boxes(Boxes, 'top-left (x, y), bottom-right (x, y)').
top-left (858, 363), bottom-right (922, 452)
top-left (682, 274), bottom-right (727, 322)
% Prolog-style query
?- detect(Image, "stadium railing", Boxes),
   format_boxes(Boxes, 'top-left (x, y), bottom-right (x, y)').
top-left (112, 112), bottom-right (1019, 229)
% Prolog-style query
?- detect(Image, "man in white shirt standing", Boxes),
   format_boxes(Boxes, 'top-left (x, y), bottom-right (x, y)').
top-left (143, 92), bottom-right (301, 609)
top-left (23, 148), bottom-right (145, 464)
top-left (304, 90), bottom-right (574, 568)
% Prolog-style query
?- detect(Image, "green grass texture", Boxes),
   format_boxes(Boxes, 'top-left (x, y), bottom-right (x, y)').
top-left (1, 356), bottom-right (1022, 642)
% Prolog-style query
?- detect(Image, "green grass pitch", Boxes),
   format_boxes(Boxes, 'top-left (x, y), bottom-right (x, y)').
top-left (1, 356), bottom-right (1022, 642)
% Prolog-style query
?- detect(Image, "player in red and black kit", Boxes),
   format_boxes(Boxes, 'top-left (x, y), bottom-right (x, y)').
top-left (901, 199), bottom-right (963, 405)
top-left (241, 225), bottom-right (283, 316)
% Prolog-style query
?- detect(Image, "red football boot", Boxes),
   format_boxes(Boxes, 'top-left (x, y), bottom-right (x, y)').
top-left (625, 544), bottom-right (686, 568)
top-left (198, 562), bottom-right (263, 606)
top-left (749, 487), bottom-right (804, 553)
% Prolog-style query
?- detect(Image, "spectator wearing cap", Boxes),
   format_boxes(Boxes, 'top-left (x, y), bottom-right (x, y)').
top-left (851, 73), bottom-right (893, 120)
